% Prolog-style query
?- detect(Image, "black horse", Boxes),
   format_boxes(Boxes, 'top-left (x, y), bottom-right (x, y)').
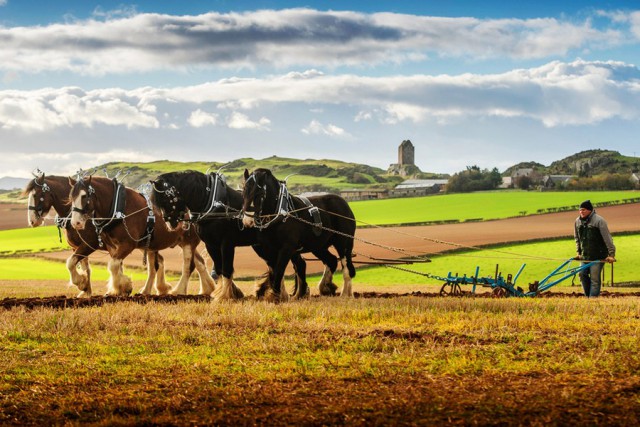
top-left (150, 170), bottom-right (311, 301)
top-left (241, 168), bottom-right (356, 300)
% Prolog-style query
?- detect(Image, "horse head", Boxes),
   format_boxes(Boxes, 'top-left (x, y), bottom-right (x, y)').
top-left (24, 171), bottom-right (53, 227)
top-left (69, 175), bottom-right (96, 230)
top-left (241, 168), bottom-right (279, 228)
top-left (150, 175), bottom-right (189, 230)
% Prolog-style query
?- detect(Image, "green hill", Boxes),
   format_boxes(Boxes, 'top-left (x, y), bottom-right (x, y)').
top-left (504, 150), bottom-right (639, 177)
top-left (93, 157), bottom-right (405, 193)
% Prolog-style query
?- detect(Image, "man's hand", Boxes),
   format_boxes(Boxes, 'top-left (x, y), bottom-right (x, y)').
top-left (605, 256), bottom-right (616, 263)
top-left (575, 253), bottom-right (582, 260)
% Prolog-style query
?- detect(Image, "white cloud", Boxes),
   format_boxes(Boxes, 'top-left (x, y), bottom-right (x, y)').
top-left (1, 150), bottom-right (158, 178)
top-left (630, 11), bottom-right (640, 39)
top-left (187, 109), bottom-right (218, 127)
top-left (226, 112), bottom-right (270, 130)
top-left (0, 0), bottom-right (6, 6)
top-left (0, 9), bottom-right (635, 75)
top-left (1, 60), bottom-right (639, 134)
top-left (0, 87), bottom-right (158, 132)
top-left (302, 119), bottom-right (352, 138)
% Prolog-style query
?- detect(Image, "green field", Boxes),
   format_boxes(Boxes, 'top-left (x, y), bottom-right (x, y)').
top-left (350, 190), bottom-right (640, 225)
top-left (0, 226), bottom-right (69, 255)
top-left (0, 257), bottom-right (152, 282)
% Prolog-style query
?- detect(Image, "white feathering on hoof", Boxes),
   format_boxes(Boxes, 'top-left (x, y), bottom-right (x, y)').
top-left (154, 256), bottom-right (172, 295)
top-left (318, 265), bottom-right (338, 296)
top-left (170, 246), bottom-right (193, 295)
top-left (193, 254), bottom-right (216, 295)
top-left (213, 276), bottom-right (245, 302)
top-left (120, 275), bottom-right (133, 296)
top-left (340, 257), bottom-right (353, 297)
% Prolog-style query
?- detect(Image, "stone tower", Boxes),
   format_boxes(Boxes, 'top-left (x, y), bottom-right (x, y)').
top-left (398, 140), bottom-right (415, 166)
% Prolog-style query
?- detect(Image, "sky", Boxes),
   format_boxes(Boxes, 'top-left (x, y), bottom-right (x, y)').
top-left (1, 0), bottom-right (639, 178)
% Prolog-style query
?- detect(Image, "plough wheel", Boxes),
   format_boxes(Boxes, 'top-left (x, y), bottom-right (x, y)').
top-left (492, 287), bottom-right (507, 298)
top-left (440, 282), bottom-right (462, 297)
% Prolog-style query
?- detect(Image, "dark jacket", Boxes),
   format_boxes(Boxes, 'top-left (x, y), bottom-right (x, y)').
top-left (574, 210), bottom-right (616, 260)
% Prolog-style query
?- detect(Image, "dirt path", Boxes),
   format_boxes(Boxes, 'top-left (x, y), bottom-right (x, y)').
top-left (6, 202), bottom-right (640, 277)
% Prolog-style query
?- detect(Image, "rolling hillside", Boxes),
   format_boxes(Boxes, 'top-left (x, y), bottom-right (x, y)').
top-left (504, 149), bottom-right (639, 177)
top-left (14, 157), bottom-right (406, 196)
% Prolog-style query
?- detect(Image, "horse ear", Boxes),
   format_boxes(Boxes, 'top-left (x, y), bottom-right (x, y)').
top-left (68, 176), bottom-right (75, 186)
top-left (243, 169), bottom-right (250, 181)
top-left (87, 175), bottom-right (92, 185)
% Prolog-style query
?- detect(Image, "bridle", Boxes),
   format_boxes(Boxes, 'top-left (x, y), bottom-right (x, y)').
top-left (243, 173), bottom-right (267, 227)
top-left (243, 172), bottom-right (292, 229)
top-left (71, 181), bottom-right (96, 217)
top-left (28, 178), bottom-right (51, 219)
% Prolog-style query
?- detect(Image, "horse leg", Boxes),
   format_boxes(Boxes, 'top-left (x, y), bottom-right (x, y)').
top-left (212, 242), bottom-right (244, 301)
top-left (251, 244), bottom-right (273, 298)
top-left (314, 249), bottom-right (339, 296)
top-left (105, 258), bottom-right (130, 296)
top-left (264, 247), bottom-right (293, 303)
top-left (205, 242), bottom-right (222, 287)
top-left (153, 252), bottom-right (172, 295)
top-left (290, 254), bottom-right (309, 299)
top-left (338, 244), bottom-right (356, 297)
top-left (79, 257), bottom-right (92, 297)
top-left (138, 250), bottom-right (158, 295)
top-left (66, 251), bottom-right (90, 298)
top-left (170, 245), bottom-right (193, 295)
top-left (193, 249), bottom-right (216, 295)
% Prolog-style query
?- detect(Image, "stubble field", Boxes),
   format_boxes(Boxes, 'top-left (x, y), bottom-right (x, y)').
top-left (1, 202), bottom-right (640, 425)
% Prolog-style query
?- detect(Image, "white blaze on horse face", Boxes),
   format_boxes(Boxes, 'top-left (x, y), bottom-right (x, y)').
top-left (27, 190), bottom-right (44, 227)
top-left (70, 189), bottom-right (87, 230)
top-left (242, 211), bottom-right (255, 228)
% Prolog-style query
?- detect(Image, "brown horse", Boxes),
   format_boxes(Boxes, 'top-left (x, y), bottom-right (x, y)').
top-left (24, 173), bottom-right (172, 297)
top-left (69, 175), bottom-right (214, 296)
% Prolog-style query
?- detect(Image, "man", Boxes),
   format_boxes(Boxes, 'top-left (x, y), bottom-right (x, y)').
top-left (574, 200), bottom-right (616, 297)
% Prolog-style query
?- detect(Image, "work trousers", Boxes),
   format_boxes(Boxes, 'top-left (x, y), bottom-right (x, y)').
top-left (579, 261), bottom-right (604, 297)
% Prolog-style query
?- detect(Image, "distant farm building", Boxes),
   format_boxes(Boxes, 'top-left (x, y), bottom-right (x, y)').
top-left (543, 175), bottom-right (574, 188)
top-left (512, 168), bottom-right (534, 179)
top-left (390, 179), bottom-right (449, 197)
top-left (339, 188), bottom-right (389, 201)
top-left (498, 177), bottom-right (513, 189)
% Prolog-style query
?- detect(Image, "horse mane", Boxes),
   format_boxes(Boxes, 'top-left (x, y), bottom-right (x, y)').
top-left (21, 179), bottom-right (38, 197)
top-left (69, 176), bottom-right (113, 204)
top-left (22, 175), bottom-right (74, 197)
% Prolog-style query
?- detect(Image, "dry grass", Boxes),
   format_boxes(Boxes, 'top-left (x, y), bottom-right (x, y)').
top-left (1, 295), bottom-right (639, 425)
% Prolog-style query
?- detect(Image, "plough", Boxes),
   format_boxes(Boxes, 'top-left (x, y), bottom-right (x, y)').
top-left (436, 258), bottom-right (605, 297)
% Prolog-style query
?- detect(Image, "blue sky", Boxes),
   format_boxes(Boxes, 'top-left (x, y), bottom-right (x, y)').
top-left (1, 1), bottom-right (639, 178)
